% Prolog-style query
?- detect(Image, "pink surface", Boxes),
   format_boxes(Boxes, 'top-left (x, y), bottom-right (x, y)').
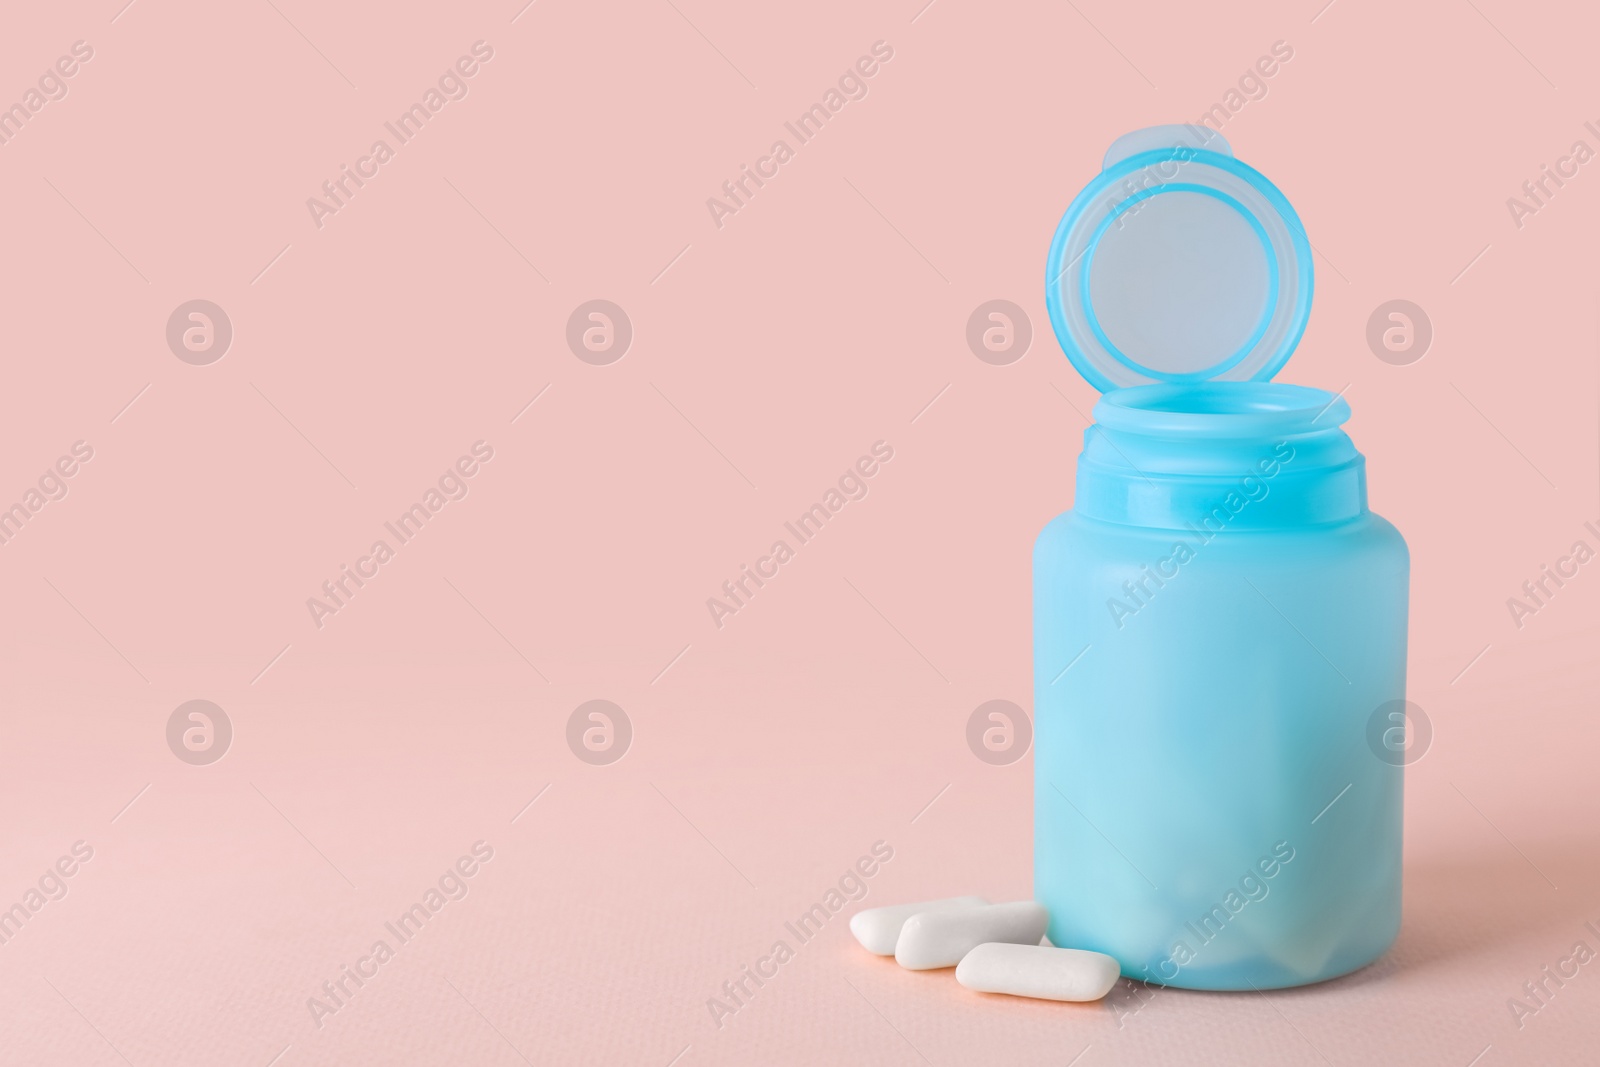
top-left (2, 1), bottom-right (1598, 1064)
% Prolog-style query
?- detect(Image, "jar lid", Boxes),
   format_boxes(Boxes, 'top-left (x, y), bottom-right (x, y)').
top-left (1045, 125), bottom-right (1314, 392)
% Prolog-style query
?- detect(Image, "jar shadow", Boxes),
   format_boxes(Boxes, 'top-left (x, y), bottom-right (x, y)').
top-left (1273, 841), bottom-right (1585, 1001)
top-left (1114, 841), bottom-right (1595, 1001)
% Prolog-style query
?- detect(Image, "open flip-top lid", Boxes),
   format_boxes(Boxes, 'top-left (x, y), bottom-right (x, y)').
top-left (1046, 125), bottom-right (1314, 393)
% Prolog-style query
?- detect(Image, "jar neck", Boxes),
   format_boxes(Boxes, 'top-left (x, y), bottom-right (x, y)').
top-left (1073, 383), bottom-right (1368, 529)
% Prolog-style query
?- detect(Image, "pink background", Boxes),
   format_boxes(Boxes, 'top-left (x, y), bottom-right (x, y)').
top-left (2, 0), bottom-right (1597, 1063)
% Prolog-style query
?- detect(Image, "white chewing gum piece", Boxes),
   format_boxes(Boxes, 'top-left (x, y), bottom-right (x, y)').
top-left (955, 943), bottom-right (1121, 1002)
top-left (894, 901), bottom-right (1048, 970)
top-left (849, 897), bottom-right (987, 955)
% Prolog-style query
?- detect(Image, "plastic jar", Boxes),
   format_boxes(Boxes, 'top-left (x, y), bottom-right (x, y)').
top-left (1033, 127), bottom-right (1410, 989)
top-left (1033, 382), bottom-right (1408, 988)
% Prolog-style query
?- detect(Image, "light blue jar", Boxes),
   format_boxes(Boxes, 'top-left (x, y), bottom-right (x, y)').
top-left (1034, 127), bottom-right (1409, 990)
